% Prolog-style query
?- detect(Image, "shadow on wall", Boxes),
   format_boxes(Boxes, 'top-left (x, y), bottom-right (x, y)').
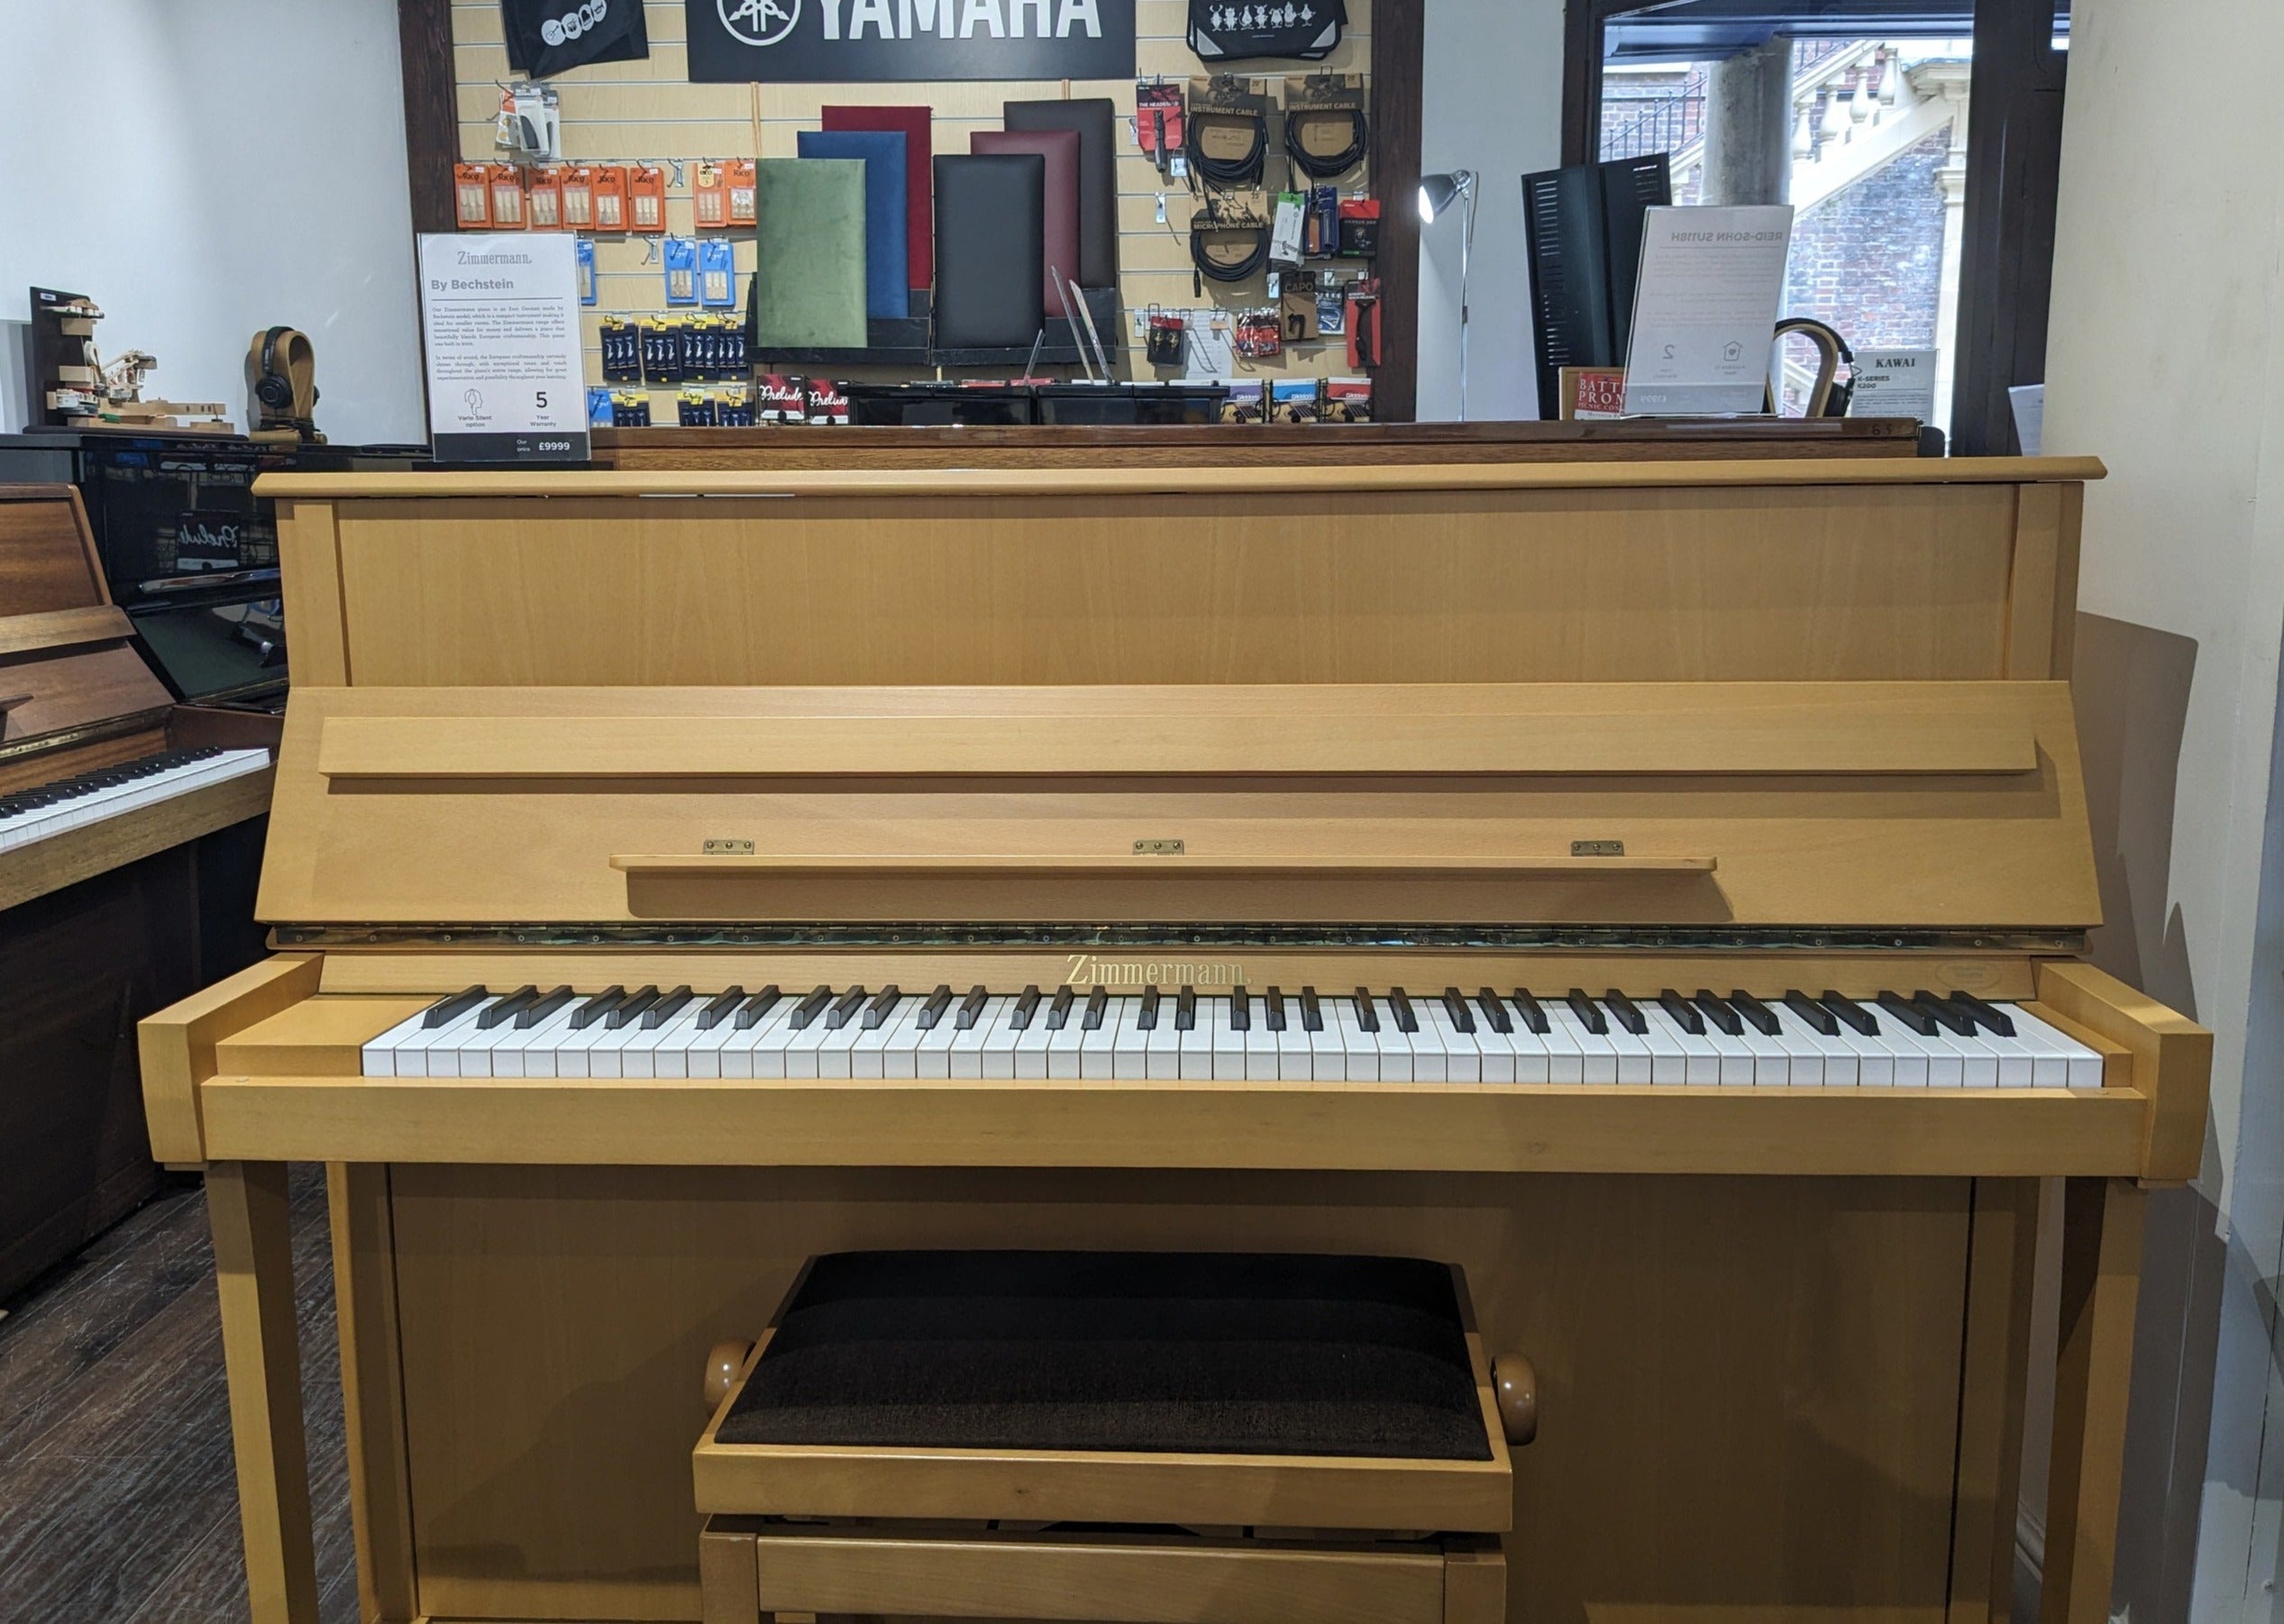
top-left (2063, 610), bottom-right (2225, 1623)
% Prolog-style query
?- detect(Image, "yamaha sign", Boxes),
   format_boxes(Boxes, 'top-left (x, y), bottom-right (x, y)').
top-left (687, 0), bottom-right (1136, 81)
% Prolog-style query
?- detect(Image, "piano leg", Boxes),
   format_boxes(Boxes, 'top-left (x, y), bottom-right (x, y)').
top-left (207, 1159), bottom-right (322, 1624)
top-left (2040, 1175), bottom-right (2149, 1624)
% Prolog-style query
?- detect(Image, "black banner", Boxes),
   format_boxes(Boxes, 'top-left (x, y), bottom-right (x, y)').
top-left (687, 0), bottom-right (1135, 82)
top-left (432, 431), bottom-right (591, 463)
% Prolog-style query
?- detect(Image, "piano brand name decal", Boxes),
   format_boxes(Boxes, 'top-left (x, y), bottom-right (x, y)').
top-left (1064, 953), bottom-right (1246, 988)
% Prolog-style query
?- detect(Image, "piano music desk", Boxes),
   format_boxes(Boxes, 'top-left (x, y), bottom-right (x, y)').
top-left (142, 459), bottom-right (2206, 1624)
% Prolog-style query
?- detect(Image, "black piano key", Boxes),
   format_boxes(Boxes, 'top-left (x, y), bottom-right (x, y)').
top-left (862, 985), bottom-right (902, 1029)
top-left (1229, 992), bottom-right (1251, 1032)
top-left (1910, 990), bottom-right (1977, 1036)
top-left (916, 985), bottom-right (955, 1029)
top-left (955, 985), bottom-right (989, 1029)
top-left (1137, 987), bottom-right (1160, 1031)
top-left (1046, 986), bottom-right (1075, 1029)
top-left (1782, 990), bottom-right (1838, 1036)
top-left (1819, 991), bottom-right (1880, 1036)
top-left (1475, 989), bottom-right (1512, 1035)
top-left (1302, 988), bottom-right (1325, 1032)
top-left (643, 985), bottom-right (696, 1027)
top-left (1728, 990), bottom-right (1781, 1036)
top-left (1081, 986), bottom-right (1110, 1030)
top-left (1388, 988), bottom-right (1419, 1034)
top-left (1010, 985), bottom-right (1043, 1029)
top-left (1658, 990), bottom-right (1706, 1036)
top-left (1352, 990), bottom-right (1382, 1033)
top-left (827, 986), bottom-right (868, 1030)
top-left (516, 986), bottom-right (577, 1029)
top-left (1603, 990), bottom-right (1648, 1036)
top-left (477, 986), bottom-right (541, 1028)
top-left (1440, 988), bottom-right (1476, 1035)
top-left (423, 986), bottom-right (489, 1028)
top-left (1946, 991), bottom-right (2016, 1038)
top-left (789, 985), bottom-right (834, 1029)
top-left (697, 988), bottom-right (748, 1030)
top-left (736, 986), bottom-right (786, 1029)
top-left (1264, 987), bottom-right (1286, 1032)
top-left (608, 986), bottom-right (662, 1029)
top-left (570, 986), bottom-right (626, 1030)
top-left (1508, 990), bottom-right (1549, 1035)
top-left (1692, 990), bottom-right (1742, 1036)
top-left (1566, 989), bottom-right (1608, 1036)
top-left (1877, 991), bottom-right (1938, 1036)
top-left (1176, 986), bottom-right (1197, 1031)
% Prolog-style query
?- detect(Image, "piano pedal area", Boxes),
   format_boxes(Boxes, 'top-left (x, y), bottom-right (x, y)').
top-left (361, 980), bottom-right (2108, 1088)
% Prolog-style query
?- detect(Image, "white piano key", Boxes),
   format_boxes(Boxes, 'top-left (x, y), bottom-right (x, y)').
top-left (361, 1006), bottom-right (434, 1077)
top-left (1273, 994), bottom-right (1313, 1081)
top-left (1525, 1002), bottom-right (1581, 1083)
top-left (1145, 997), bottom-right (1183, 1081)
top-left (1498, 1008), bottom-right (1549, 1085)
top-left (1302, 999), bottom-right (1346, 1083)
top-left (848, 993), bottom-right (903, 1079)
top-left (1878, 1015), bottom-right (1960, 1087)
top-left (1178, 996), bottom-right (1215, 1081)
top-left (1549, 1004), bottom-right (1618, 1084)
top-left (1046, 1004), bottom-right (1087, 1081)
top-left (1729, 1017), bottom-right (1791, 1087)
top-left (1007, 999), bottom-right (1051, 1080)
top-left (1771, 1003), bottom-right (1857, 1087)
top-left (915, 1002), bottom-right (963, 1078)
top-left (1640, 1004), bottom-right (1714, 1085)
top-left (1241, 995), bottom-right (1279, 1081)
top-left (1080, 996), bottom-right (1121, 1081)
top-left (1111, 995), bottom-right (1152, 1081)
top-left (681, 1005), bottom-right (745, 1079)
top-left (1331, 997), bottom-right (1378, 1082)
top-left (813, 1008), bottom-right (863, 1079)
top-left (1370, 999), bottom-right (1414, 1082)
top-left (451, 1000), bottom-right (531, 1078)
top-left (1919, 1015), bottom-right (1998, 1089)
top-left (779, 1005), bottom-right (834, 1079)
top-left (1596, 1005), bottom-right (1653, 1086)
top-left (1419, 999), bottom-right (1476, 1083)
top-left (2006, 1006), bottom-right (2106, 1088)
top-left (879, 998), bottom-right (929, 1079)
top-left (1208, 998), bottom-right (1244, 1081)
top-left (497, 1003), bottom-right (579, 1078)
top-left (726, 1001), bottom-right (800, 1080)
top-left (399, 1002), bottom-right (491, 1079)
top-left (1690, 1005), bottom-right (1757, 1088)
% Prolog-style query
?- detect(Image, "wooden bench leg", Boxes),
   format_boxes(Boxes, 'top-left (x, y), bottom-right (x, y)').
top-left (1442, 1535), bottom-right (1506, 1624)
top-left (699, 1520), bottom-right (762, 1623)
top-left (207, 1160), bottom-right (321, 1624)
top-left (2039, 1175), bottom-right (2147, 1624)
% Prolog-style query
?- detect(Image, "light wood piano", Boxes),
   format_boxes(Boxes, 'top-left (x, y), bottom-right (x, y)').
top-left (141, 458), bottom-right (2209, 1624)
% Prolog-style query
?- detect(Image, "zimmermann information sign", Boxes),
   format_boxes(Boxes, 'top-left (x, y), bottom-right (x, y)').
top-left (687, 0), bottom-right (1135, 82)
top-left (417, 233), bottom-right (589, 463)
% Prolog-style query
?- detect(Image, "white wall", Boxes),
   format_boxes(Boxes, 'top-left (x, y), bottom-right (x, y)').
top-left (0, 0), bottom-right (424, 445)
top-left (2043, 0), bottom-right (2284, 1614)
top-left (1417, 0), bottom-right (1566, 422)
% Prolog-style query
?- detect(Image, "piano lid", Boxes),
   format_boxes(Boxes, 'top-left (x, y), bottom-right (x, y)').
top-left (254, 461), bottom-right (2105, 941)
top-left (0, 485), bottom-right (172, 765)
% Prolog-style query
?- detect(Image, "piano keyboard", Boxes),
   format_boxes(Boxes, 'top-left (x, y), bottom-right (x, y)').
top-left (0, 747), bottom-right (270, 853)
top-left (362, 984), bottom-right (2105, 1088)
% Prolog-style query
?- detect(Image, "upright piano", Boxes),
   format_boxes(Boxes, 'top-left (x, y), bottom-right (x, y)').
top-left (0, 483), bottom-right (275, 1297)
top-left (141, 459), bottom-right (2208, 1624)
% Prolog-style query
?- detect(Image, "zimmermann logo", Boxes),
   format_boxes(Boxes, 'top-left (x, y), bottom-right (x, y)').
top-left (1064, 953), bottom-right (1247, 988)
top-left (721, 0), bottom-right (800, 45)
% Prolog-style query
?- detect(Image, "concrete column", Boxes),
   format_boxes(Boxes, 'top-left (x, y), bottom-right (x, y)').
top-left (1702, 36), bottom-right (1794, 206)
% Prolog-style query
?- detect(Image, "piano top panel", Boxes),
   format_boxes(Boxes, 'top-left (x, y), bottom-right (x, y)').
top-left (0, 484), bottom-right (109, 617)
top-left (262, 459), bottom-right (2092, 691)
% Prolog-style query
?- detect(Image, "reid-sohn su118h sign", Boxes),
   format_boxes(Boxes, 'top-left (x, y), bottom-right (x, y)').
top-left (688, 0), bottom-right (1136, 81)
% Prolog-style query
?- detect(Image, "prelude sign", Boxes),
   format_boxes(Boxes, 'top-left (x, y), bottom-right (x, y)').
top-left (687, 0), bottom-right (1136, 81)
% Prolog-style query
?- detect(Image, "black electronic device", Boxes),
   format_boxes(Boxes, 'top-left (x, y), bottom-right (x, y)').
top-left (1520, 154), bottom-right (1671, 419)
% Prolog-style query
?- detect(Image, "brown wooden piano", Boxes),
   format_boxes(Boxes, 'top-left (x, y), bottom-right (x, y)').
top-left (0, 484), bottom-right (276, 1299)
top-left (141, 457), bottom-right (2207, 1624)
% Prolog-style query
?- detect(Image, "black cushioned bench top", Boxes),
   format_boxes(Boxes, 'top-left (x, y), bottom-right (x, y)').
top-left (715, 1250), bottom-right (1493, 1462)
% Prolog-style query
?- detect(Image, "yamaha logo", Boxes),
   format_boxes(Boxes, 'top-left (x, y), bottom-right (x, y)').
top-left (540, 0), bottom-right (608, 46)
top-left (720, 0), bottom-right (800, 45)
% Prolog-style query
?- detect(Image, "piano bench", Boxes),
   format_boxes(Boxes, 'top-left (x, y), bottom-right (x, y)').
top-left (691, 1249), bottom-right (1532, 1624)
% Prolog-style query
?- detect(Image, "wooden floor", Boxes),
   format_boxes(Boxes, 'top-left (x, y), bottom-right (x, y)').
top-left (0, 1164), bottom-right (358, 1622)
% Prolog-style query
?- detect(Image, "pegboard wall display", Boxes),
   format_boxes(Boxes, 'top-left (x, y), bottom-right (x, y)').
top-left (446, 0), bottom-right (1378, 422)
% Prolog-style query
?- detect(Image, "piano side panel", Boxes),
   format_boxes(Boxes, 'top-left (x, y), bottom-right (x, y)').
top-left (376, 1165), bottom-right (1980, 1624)
top-left (326, 484), bottom-right (2020, 688)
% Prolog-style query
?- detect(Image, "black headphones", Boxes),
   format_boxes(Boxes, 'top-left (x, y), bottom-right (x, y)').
top-left (255, 327), bottom-right (295, 411)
